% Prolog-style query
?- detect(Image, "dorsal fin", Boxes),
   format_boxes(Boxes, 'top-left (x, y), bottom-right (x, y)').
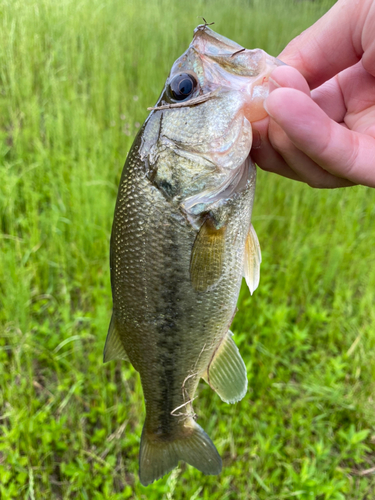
top-left (103, 315), bottom-right (129, 363)
top-left (202, 331), bottom-right (247, 404)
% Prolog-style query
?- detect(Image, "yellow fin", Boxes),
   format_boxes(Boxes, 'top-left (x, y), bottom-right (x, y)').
top-left (103, 315), bottom-right (129, 363)
top-left (244, 223), bottom-right (261, 295)
top-left (202, 330), bottom-right (247, 404)
top-left (190, 218), bottom-right (226, 292)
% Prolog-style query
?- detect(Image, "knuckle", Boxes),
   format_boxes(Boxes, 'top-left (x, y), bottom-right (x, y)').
top-left (343, 133), bottom-right (360, 179)
top-left (307, 179), bottom-right (327, 189)
top-left (258, 162), bottom-right (278, 173)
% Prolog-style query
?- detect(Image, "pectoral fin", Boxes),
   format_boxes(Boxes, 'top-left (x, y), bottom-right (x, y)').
top-left (190, 218), bottom-right (226, 292)
top-left (103, 315), bottom-right (129, 363)
top-left (244, 224), bottom-right (261, 295)
top-left (202, 331), bottom-right (247, 404)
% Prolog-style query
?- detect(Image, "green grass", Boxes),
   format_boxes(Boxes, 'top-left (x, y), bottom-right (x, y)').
top-left (1, 0), bottom-right (375, 498)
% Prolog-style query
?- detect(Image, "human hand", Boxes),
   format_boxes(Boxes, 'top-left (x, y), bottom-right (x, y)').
top-left (251, 0), bottom-right (375, 188)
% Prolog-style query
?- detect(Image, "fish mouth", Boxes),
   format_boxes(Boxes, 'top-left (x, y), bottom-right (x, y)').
top-left (192, 24), bottom-right (244, 55)
top-left (163, 25), bottom-right (282, 116)
top-left (189, 26), bottom-right (282, 116)
top-left (191, 25), bottom-right (286, 67)
top-left (191, 25), bottom-right (274, 75)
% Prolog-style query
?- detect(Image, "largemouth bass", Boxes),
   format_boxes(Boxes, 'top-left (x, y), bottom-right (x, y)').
top-left (105, 24), bottom-right (281, 486)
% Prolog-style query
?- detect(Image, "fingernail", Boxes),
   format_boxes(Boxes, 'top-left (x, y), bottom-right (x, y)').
top-left (275, 58), bottom-right (287, 66)
top-left (263, 98), bottom-right (273, 118)
top-left (252, 130), bottom-right (261, 149)
top-left (268, 76), bottom-right (281, 93)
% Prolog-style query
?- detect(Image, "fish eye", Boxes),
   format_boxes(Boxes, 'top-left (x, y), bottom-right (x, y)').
top-left (169, 73), bottom-right (197, 101)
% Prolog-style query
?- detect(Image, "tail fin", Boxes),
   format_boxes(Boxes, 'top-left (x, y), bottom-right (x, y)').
top-left (139, 419), bottom-right (222, 486)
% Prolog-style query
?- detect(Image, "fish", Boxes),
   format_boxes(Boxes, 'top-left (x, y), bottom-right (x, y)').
top-left (104, 24), bottom-right (282, 486)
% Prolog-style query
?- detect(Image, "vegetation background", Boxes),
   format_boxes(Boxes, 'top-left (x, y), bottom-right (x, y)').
top-left (1, 0), bottom-right (375, 498)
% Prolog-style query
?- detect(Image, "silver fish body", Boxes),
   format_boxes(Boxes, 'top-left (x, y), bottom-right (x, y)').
top-left (105, 25), bottom-right (280, 485)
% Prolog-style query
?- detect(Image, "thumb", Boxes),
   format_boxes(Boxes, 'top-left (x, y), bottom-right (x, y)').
top-left (267, 65), bottom-right (311, 95)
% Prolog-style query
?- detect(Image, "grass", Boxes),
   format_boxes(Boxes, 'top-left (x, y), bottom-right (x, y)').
top-left (1, 0), bottom-right (375, 498)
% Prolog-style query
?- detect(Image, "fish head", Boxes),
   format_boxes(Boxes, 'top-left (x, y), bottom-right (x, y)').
top-left (145, 26), bottom-right (282, 169)
top-left (167, 24), bottom-right (282, 123)
top-left (141, 26), bottom-right (283, 212)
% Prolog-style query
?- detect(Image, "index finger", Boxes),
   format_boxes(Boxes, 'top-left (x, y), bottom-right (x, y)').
top-left (265, 87), bottom-right (375, 187)
top-left (279, 0), bottom-right (372, 89)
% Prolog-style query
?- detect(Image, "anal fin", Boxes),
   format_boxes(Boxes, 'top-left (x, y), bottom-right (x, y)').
top-left (103, 315), bottom-right (129, 363)
top-left (190, 217), bottom-right (226, 292)
top-left (244, 223), bottom-right (261, 295)
top-left (202, 331), bottom-right (247, 404)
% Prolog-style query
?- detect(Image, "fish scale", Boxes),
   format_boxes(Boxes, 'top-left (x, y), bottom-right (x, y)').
top-left (111, 132), bottom-right (250, 421)
top-left (105, 24), bottom-right (280, 485)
